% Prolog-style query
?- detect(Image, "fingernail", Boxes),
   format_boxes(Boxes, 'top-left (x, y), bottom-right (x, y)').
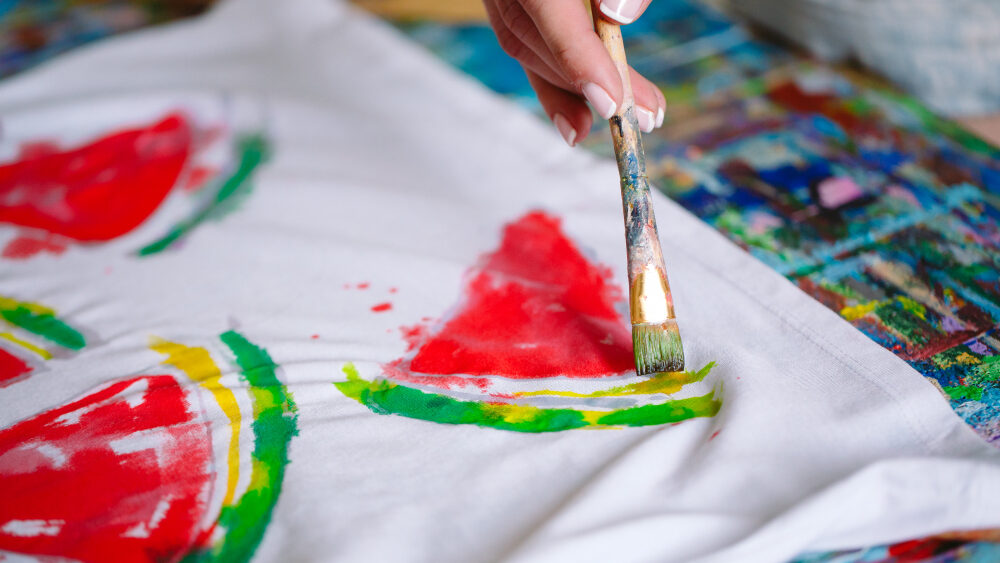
top-left (656, 106), bottom-right (664, 128)
top-left (637, 106), bottom-right (655, 133)
top-left (553, 113), bottom-right (577, 147)
top-left (582, 82), bottom-right (617, 120)
top-left (599, 0), bottom-right (642, 24)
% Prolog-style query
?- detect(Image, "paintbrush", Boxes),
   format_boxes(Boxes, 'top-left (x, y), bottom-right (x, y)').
top-left (593, 10), bottom-right (685, 375)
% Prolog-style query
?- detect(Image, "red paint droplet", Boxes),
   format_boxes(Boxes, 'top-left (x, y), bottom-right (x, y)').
top-left (182, 166), bottom-right (216, 192)
top-left (357, 282), bottom-right (370, 290)
top-left (393, 211), bottom-right (632, 382)
top-left (0, 375), bottom-right (213, 561)
top-left (389, 287), bottom-right (398, 294)
top-left (421, 317), bottom-right (432, 322)
top-left (709, 430), bottom-right (721, 441)
top-left (371, 302), bottom-right (392, 313)
top-left (310, 334), bottom-right (319, 340)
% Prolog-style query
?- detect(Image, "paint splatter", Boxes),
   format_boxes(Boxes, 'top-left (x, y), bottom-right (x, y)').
top-left (371, 302), bottom-right (393, 313)
top-left (335, 211), bottom-right (721, 432)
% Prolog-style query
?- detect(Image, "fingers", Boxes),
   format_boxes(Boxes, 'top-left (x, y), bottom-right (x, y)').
top-left (517, 0), bottom-right (623, 118)
top-left (596, 0), bottom-right (654, 24)
top-left (629, 67), bottom-right (666, 132)
top-left (484, 0), bottom-right (570, 90)
top-left (527, 71), bottom-right (594, 147)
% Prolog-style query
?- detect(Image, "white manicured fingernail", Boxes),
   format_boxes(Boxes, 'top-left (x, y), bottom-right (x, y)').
top-left (582, 82), bottom-right (617, 120)
top-left (553, 113), bottom-right (577, 147)
top-left (656, 106), bottom-right (664, 127)
top-left (637, 106), bottom-right (655, 133)
top-left (600, 0), bottom-right (642, 24)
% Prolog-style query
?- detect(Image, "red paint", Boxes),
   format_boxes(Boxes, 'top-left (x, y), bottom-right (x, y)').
top-left (389, 287), bottom-right (398, 294)
top-left (0, 348), bottom-right (31, 386)
top-left (888, 538), bottom-right (962, 561)
top-left (357, 282), bottom-right (370, 290)
top-left (708, 430), bottom-right (721, 441)
top-left (382, 358), bottom-right (491, 391)
top-left (310, 334), bottom-right (319, 340)
top-left (1, 233), bottom-right (67, 259)
top-left (403, 211), bottom-right (633, 379)
top-left (0, 375), bottom-right (213, 562)
top-left (371, 302), bottom-right (392, 313)
top-left (767, 81), bottom-right (877, 137)
top-left (182, 166), bottom-right (216, 192)
top-left (0, 113), bottom-right (193, 254)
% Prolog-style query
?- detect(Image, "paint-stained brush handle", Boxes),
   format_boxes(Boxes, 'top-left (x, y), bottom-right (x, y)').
top-left (593, 9), bottom-right (684, 375)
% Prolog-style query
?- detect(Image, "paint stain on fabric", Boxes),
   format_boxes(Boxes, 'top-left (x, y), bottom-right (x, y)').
top-left (334, 211), bottom-right (721, 432)
top-left (336, 363), bottom-right (720, 433)
top-left (407, 211), bottom-right (633, 378)
top-left (0, 113), bottom-right (193, 258)
top-left (138, 134), bottom-right (269, 256)
top-left (371, 302), bottom-right (392, 313)
top-left (182, 330), bottom-right (298, 562)
top-left (0, 375), bottom-right (214, 562)
top-left (0, 346), bottom-right (31, 385)
top-left (0, 295), bottom-right (85, 350)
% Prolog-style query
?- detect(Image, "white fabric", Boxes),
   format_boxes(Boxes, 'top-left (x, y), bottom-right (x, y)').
top-left (1, 0), bottom-right (999, 562)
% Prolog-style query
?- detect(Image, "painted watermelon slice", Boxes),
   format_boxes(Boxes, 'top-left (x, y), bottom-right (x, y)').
top-left (337, 211), bottom-right (721, 432)
top-left (0, 375), bottom-right (213, 562)
top-left (0, 112), bottom-right (193, 254)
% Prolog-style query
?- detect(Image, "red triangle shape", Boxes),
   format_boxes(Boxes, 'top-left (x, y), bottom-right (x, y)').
top-left (405, 211), bottom-right (634, 379)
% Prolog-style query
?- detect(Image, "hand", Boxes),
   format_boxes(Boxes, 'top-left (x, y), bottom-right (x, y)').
top-left (483, 0), bottom-right (665, 146)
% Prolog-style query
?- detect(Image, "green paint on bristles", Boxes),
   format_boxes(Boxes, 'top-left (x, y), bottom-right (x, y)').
top-left (632, 321), bottom-right (684, 376)
top-left (181, 330), bottom-right (298, 563)
top-left (0, 296), bottom-right (85, 350)
top-left (139, 134), bottom-right (270, 256)
top-left (335, 362), bottom-right (719, 433)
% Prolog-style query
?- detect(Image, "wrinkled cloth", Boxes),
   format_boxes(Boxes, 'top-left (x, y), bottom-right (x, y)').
top-left (0, 0), bottom-right (999, 562)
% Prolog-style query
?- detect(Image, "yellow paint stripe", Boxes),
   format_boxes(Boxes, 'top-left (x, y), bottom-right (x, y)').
top-left (0, 332), bottom-right (52, 359)
top-left (151, 338), bottom-right (241, 508)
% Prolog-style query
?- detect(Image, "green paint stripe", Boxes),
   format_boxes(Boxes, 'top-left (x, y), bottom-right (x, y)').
top-left (139, 134), bottom-right (269, 256)
top-left (182, 330), bottom-right (298, 563)
top-left (0, 297), bottom-right (85, 350)
top-left (336, 364), bottom-right (720, 433)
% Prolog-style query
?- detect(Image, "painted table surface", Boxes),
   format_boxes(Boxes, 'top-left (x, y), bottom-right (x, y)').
top-left (0, 0), bottom-right (999, 561)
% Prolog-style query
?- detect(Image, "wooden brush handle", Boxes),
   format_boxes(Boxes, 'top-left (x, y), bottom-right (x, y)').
top-left (593, 13), bottom-right (675, 325)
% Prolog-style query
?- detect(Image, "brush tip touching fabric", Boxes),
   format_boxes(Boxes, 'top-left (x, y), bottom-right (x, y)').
top-left (632, 320), bottom-right (685, 375)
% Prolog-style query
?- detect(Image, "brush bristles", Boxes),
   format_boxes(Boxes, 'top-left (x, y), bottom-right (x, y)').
top-left (632, 321), bottom-right (684, 375)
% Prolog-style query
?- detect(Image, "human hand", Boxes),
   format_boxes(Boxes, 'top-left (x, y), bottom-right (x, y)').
top-left (483, 0), bottom-right (664, 146)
